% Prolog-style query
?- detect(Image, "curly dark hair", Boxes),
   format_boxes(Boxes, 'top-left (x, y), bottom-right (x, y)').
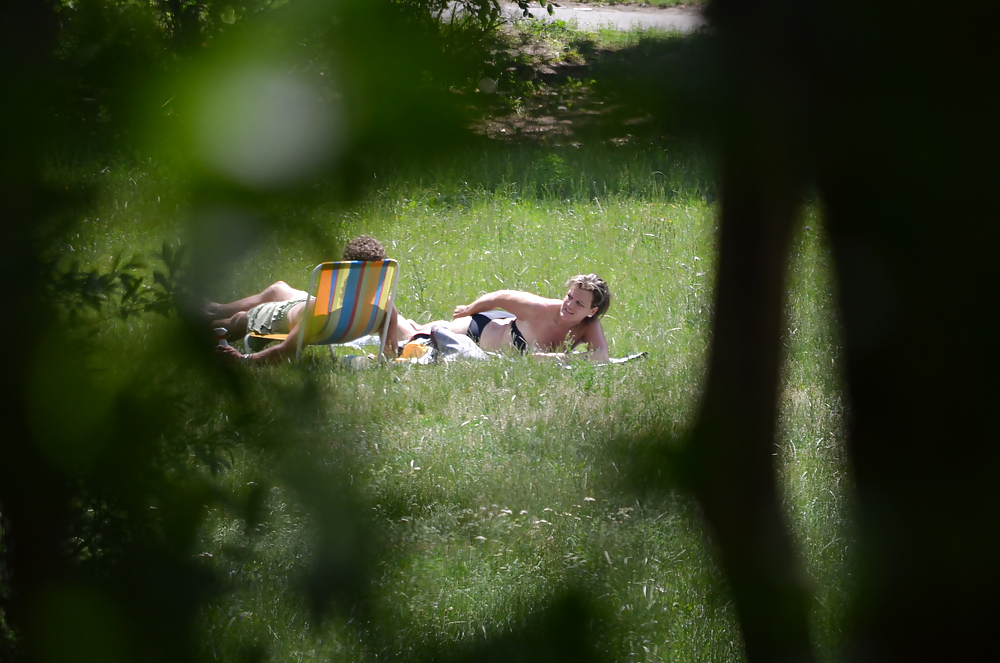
top-left (566, 274), bottom-right (611, 324)
top-left (342, 235), bottom-right (387, 261)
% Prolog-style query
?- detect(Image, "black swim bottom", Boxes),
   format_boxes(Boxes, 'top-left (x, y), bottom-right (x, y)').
top-left (467, 310), bottom-right (528, 354)
top-left (467, 310), bottom-right (514, 343)
top-left (509, 320), bottom-right (528, 354)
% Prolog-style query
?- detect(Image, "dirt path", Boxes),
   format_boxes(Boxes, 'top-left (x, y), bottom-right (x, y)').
top-left (505, 1), bottom-right (706, 32)
top-left (477, 3), bottom-right (705, 144)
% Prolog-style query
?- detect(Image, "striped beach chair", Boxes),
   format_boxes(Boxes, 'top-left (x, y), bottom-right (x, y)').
top-left (245, 260), bottom-right (400, 361)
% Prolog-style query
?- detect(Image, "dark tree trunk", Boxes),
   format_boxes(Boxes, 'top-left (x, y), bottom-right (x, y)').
top-left (0, 3), bottom-right (71, 662)
top-left (688, 114), bottom-right (814, 663)
top-left (694, 0), bottom-right (1000, 661)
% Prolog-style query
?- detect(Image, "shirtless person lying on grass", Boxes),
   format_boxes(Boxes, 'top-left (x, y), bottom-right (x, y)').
top-left (210, 235), bottom-right (416, 364)
top-left (408, 274), bottom-right (612, 362)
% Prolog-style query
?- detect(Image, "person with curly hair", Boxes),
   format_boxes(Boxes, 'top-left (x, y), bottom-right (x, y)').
top-left (341, 234), bottom-right (387, 261)
top-left (210, 235), bottom-right (413, 364)
top-left (406, 274), bottom-right (612, 362)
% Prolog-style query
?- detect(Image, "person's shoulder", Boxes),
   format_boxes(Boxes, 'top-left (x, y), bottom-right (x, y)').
top-left (579, 318), bottom-right (606, 339)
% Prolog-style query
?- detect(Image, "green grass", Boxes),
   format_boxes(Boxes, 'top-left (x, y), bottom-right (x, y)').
top-left (778, 209), bottom-right (853, 656)
top-left (51, 139), bottom-right (850, 662)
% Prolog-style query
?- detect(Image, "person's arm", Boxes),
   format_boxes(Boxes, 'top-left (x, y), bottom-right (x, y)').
top-left (214, 328), bottom-right (300, 365)
top-left (453, 290), bottom-right (551, 319)
top-left (527, 321), bottom-right (610, 363)
top-left (252, 330), bottom-right (302, 364)
top-left (574, 320), bottom-right (610, 363)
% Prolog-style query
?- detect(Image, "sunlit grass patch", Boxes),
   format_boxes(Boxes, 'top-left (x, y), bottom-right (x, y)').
top-left (777, 207), bottom-right (853, 659)
top-left (61, 137), bottom-right (849, 663)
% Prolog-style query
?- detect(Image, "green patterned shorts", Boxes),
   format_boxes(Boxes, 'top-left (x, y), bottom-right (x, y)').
top-left (246, 297), bottom-right (307, 335)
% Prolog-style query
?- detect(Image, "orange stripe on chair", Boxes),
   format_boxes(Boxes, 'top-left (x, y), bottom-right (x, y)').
top-left (314, 266), bottom-right (334, 316)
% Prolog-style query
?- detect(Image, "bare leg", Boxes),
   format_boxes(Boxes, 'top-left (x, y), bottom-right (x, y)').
top-left (205, 281), bottom-right (308, 318)
top-left (409, 317), bottom-right (472, 337)
top-left (377, 308), bottom-right (402, 358)
top-left (211, 311), bottom-right (249, 339)
top-left (393, 307), bottom-right (423, 344)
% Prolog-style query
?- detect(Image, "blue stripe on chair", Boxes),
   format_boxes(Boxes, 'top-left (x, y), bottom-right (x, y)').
top-left (328, 262), bottom-right (364, 343)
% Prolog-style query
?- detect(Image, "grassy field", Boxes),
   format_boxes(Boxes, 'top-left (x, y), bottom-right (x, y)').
top-left (55, 133), bottom-right (852, 663)
top-left (41, 14), bottom-right (847, 663)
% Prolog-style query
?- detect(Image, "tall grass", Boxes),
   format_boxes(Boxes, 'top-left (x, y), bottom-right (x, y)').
top-left (57, 140), bottom-right (850, 662)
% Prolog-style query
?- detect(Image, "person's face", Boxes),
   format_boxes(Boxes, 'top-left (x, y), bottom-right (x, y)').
top-left (561, 284), bottom-right (599, 323)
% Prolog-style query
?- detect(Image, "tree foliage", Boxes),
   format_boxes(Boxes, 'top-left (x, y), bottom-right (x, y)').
top-left (0, 2), bottom-right (520, 662)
